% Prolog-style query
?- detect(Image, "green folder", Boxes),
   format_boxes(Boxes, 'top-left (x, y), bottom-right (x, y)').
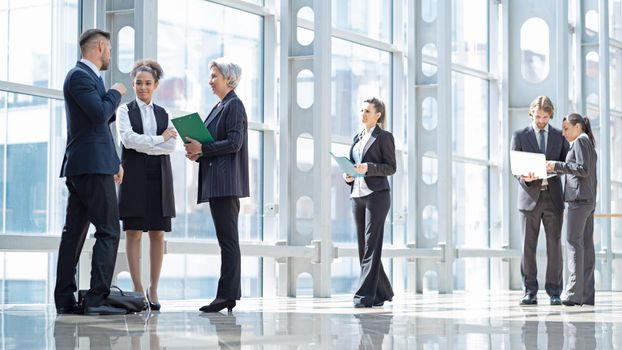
top-left (330, 152), bottom-right (365, 177)
top-left (171, 112), bottom-right (214, 144)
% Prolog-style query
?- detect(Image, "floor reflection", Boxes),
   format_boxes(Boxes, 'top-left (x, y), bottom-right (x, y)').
top-left (201, 313), bottom-right (242, 349)
top-left (355, 313), bottom-right (393, 349)
top-left (0, 292), bottom-right (620, 349)
top-left (53, 312), bottom-right (161, 349)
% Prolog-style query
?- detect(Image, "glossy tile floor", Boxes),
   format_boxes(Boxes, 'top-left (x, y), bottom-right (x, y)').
top-left (2, 291), bottom-right (622, 349)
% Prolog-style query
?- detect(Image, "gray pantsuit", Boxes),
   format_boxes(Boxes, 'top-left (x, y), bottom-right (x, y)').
top-left (565, 203), bottom-right (596, 305)
top-left (553, 134), bottom-right (598, 305)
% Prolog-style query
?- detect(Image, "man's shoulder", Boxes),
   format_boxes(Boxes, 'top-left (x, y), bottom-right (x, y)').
top-left (513, 126), bottom-right (531, 137)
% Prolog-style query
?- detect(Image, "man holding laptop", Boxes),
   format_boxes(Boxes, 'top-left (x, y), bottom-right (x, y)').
top-left (510, 96), bottom-right (570, 306)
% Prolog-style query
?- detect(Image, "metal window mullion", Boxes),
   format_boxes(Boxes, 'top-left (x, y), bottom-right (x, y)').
top-left (0, 81), bottom-right (63, 100)
top-left (208, 0), bottom-right (274, 17)
top-left (488, 0), bottom-right (505, 290)
top-left (599, 0), bottom-right (613, 290)
top-left (500, 0), bottom-right (512, 290)
top-left (261, 10), bottom-right (277, 298)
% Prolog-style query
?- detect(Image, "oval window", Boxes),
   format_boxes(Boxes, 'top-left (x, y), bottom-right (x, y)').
top-left (520, 18), bottom-right (549, 83)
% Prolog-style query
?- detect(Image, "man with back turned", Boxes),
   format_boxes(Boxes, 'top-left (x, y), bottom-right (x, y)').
top-left (54, 28), bottom-right (127, 315)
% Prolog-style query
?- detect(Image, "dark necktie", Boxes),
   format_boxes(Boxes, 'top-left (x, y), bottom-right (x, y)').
top-left (539, 129), bottom-right (546, 154)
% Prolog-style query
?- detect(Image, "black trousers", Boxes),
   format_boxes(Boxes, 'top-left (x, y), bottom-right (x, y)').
top-left (519, 190), bottom-right (564, 297)
top-left (352, 190), bottom-right (394, 306)
top-left (209, 196), bottom-right (241, 300)
top-left (54, 174), bottom-right (120, 309)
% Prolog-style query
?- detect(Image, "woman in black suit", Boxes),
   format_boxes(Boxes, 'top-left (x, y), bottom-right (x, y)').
top-left (344, 97), bottom-right (396, 308)
top-left (184, 58), bottom-right (249, 313)
top-left (117, 59), bottom-right (177, 311)
top-left (547, 113), bottom-right (597, 306)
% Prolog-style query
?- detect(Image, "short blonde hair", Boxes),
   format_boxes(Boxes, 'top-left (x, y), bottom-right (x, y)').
top-left (528, 96), bottom-right (555, 118)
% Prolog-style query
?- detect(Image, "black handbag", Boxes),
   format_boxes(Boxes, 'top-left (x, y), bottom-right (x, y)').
top-left (78, 286), bottom-right (149, 314)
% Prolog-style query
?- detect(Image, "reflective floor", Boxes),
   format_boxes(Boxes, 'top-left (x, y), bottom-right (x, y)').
top-left (2, 291), bottom-right (622, 349)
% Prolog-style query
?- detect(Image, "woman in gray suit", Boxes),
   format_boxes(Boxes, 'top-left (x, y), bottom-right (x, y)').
top-left (547, 113), bottom-right (597, 306)
top-left (184, 58), bottom-right (249, 313)
top-left (343, 97), bottom-right (396, 308)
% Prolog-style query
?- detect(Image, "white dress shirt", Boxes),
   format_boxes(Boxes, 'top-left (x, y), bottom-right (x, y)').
top-left (79, 58), bottom-right (101, 78)
top-left (350, 126), bottom-right (375, 198)
top-left (532, 122), bottom-right (550, 187)
top-left (117, 98), bottom-right (177, 155)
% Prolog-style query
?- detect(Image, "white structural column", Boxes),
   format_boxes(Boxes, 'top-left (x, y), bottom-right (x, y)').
top-left (505, 0), bottom-right (570, 290)
top-left (278, 0), bottom-right (332, 297)
top-left (412, 0), bottom-right (453, 293)
top-left (406, 0), bottom-right (418, 293)
top-left (435, 0), bottom-right (453, 294)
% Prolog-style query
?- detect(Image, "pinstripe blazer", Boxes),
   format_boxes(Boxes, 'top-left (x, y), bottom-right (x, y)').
top-left (197, 90), bottom-right (249, 203)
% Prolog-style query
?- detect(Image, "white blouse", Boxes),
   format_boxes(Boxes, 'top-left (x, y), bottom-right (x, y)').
top-left (117, 98), bottom-right (177, 155)
top-left (350, 127), bottom-right (375, 198)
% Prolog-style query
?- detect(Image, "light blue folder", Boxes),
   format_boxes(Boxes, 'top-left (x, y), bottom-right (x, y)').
top-left (330, 152), bottom-right (365, 177)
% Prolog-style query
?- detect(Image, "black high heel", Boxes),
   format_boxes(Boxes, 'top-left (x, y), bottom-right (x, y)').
top-left (146, 290), bottom-right (161, 311)
top-left (199, 299), bottom-right (236, 313)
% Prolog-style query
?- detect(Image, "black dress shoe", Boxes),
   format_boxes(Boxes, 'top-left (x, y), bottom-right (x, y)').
top-left (199, 299), bottom-right (236, 313)
top-left (146, 290), bottom-right (161, 311)
top-left (520, 294), bottom-right (537, 305)
top-left (84, 305), bottom-right (127, 315)
top-left (562, 299), bottom-right (582, 306)
top-left (354, 302), bottom-right (372, 308)
top-left (56, 304), bottom-right (79, 314)
top-left (550, 296), bottom-right (562, 305)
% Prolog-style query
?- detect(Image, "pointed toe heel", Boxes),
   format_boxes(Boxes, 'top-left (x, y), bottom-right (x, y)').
top-left (146, 291), bottom-right (161, 311)
top-left (200, 299), bottom-right (236, 313)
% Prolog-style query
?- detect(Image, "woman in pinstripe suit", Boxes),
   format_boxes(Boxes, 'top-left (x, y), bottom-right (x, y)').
top-left (184, 59), bottom-right (249, 313)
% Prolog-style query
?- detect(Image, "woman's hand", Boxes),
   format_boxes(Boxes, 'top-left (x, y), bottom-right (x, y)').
top-left (353, 163), bottom-right (368, 174)
top-left (184, 137), bottom-right (202, 157)
top-left (162, 127), bottom-right (178, 141)
top-left (546, 161), bottom-right (556, 172)
top-left (343, 173), bottom-right (354, 183)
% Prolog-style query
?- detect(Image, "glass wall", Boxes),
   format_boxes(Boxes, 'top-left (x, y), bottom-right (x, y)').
top-left (153, 0), bottom-right (265, 298)
top-left (4, 0), bottom-right (622, 304)
top-left (451, 0), bottom-right (492, 290)
top-left (329, 1), bottom-right (394, 294)
top-left (0, 0), bottom-right (77, 303)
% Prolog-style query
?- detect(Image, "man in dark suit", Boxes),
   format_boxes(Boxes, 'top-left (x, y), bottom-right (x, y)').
top-left (510, 96), bottom-right (570, 306)
top-left (184, 59), bottom-right (249, 313)
top-left (54, 28), bottom-right (127, 315)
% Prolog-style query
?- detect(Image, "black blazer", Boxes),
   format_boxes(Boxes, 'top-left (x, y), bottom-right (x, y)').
top-left (510, 125), bottom-right (569, 211)
top-left (554, 135), bottom-right (597, 204)
top-left (60, 61), bottom-right (122, 177)
top-left (347, 126), bottom-right (396, 192)
top-left (197, 90), bottom-right (250, 203)
top-left (118, 100), bottom-right (176, 218)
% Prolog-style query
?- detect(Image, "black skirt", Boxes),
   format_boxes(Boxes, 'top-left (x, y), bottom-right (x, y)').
top-left (122, 155), bottom-right (172, 232)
